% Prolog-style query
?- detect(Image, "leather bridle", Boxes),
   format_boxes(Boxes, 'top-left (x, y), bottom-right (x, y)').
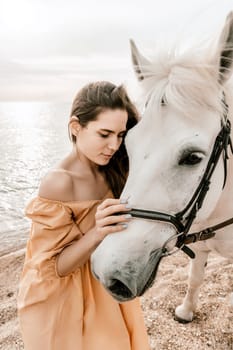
top-left (126, 97), bottom-right (233, 258)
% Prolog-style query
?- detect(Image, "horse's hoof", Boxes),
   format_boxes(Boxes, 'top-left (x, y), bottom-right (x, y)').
top-left (175, 305), bottom-right (194, 323)
top-left (174, 314), bottom-right (192, 324)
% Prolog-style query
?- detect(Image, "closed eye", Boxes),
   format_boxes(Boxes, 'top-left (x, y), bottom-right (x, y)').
top-left (179, 151), bottom-right (205, 166)
top-left (99, 133), bottom-right (109, 138)
top-left (99, 131), bottom-right (126, 139)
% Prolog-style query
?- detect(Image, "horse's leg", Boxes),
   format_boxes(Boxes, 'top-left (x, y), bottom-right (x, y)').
top-left (175, 249), bottom-right (209, 322)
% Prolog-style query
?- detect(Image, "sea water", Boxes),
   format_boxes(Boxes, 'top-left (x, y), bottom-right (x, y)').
top-left (0, 102), bottom-right (70, 255)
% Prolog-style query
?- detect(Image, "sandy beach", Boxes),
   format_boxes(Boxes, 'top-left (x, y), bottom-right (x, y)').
top-left (0, 248), bottom-right (232, 350)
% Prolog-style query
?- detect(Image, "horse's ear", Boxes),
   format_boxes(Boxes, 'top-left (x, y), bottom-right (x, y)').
top-left (217, 11), bottom-right (233, 84)
top-left (130, 39), bottom-right (152, 81)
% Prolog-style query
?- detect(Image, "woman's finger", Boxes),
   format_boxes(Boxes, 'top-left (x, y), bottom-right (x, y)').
top-left (95, 203), bottom-right (131, 220)
top-left (97, 198), bottom-right (121, 210)
top-left (97, 223), bottom-right (128, 238)
top-left (97, 214), bottom-right (132, 227)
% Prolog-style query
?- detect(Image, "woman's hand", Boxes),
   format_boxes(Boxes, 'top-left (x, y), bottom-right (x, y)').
top-left (94, 198), bottom-right (132, 241)
top-left (57, 198), bottom-right (132, 276)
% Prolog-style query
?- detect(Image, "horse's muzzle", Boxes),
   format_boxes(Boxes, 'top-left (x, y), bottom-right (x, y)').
top-left (103, 248), bottom-right (166, 302)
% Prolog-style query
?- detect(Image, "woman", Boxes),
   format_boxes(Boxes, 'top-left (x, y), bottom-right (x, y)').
top-left (18, 81), bottom-right (150, 350)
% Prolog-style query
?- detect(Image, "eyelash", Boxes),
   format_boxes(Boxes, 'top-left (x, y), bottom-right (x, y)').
top-left (99, 133), bottom-right (125, 138)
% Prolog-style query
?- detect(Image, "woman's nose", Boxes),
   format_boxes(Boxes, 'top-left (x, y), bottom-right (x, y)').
top-left (108, 137), bottom-right (120, 151)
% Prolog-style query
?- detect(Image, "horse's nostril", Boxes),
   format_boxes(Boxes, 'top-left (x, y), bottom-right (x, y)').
top-left (108, 279), bottom-right (133, 299)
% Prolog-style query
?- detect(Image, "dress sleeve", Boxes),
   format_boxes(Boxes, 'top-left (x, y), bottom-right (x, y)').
top-left (24, 197), bottom-right (83, 279)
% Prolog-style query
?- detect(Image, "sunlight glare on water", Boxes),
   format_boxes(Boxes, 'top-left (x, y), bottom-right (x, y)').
top-left (0, 102), bottom-right (70, 255)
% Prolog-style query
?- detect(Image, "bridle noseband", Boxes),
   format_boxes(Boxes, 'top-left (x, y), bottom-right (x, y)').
top-left (125, 97), bottom-right (233, 259)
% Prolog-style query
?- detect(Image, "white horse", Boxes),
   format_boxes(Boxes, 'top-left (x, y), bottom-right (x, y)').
top-left (91, 12), bottom-right (233, 322)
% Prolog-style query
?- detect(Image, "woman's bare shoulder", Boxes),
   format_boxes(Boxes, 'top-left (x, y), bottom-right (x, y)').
top-left (39, 169), bottom-right (75, 202)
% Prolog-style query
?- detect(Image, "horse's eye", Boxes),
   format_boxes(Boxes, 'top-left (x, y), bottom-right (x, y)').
top-left (179, 152), bottom-right (203, 166)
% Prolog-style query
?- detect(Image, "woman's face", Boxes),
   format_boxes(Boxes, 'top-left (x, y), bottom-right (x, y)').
top-left (75, 108), bottom-right (128, 166)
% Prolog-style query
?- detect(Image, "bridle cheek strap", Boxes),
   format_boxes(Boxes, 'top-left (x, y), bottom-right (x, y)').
top-left (174, 118), bottom-right (233, 250)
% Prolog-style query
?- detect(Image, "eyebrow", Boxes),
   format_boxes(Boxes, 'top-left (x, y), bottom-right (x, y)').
top-left (99, 128), bottom-right (127, 134)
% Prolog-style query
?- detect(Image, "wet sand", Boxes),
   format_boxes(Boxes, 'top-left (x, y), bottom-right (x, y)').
top-left (0, 248), bottom-right (232, 349)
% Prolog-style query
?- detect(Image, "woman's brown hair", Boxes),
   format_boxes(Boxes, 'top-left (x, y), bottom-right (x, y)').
top-left (69, 81), bottom-right (139, 198)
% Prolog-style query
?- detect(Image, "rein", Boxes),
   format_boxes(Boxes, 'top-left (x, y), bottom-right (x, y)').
top-left (126, 98), bottom-right (233, 259)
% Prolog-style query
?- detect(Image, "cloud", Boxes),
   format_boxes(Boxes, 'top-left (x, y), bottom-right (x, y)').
top-left (0, 0), bottom-right (232, 100)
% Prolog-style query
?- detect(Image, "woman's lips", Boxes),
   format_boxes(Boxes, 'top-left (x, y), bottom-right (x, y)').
top-left (102, 154), bottom-right (113, 158)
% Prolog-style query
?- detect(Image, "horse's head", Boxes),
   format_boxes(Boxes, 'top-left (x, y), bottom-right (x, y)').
top-left (91, 12), bottom-right (233, 302)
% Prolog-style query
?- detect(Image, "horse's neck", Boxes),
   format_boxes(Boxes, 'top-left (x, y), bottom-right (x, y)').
top-left (211, 88), bottom-right (233, 217)
top-left (199, 90), bottom-right (233, 237)
top-left (192, 160), bottom-right (233, 234)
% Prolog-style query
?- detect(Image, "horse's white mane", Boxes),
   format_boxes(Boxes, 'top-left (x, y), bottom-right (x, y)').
top-left (139, 42), bottom-right (233, 123)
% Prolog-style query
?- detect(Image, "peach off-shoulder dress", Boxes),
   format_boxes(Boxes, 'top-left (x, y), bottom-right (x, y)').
top-left (18, 192), bottom-right (150, 350)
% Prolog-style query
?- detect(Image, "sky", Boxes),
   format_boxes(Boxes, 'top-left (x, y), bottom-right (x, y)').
top-left (0, 0), bottom-right (233, 102)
